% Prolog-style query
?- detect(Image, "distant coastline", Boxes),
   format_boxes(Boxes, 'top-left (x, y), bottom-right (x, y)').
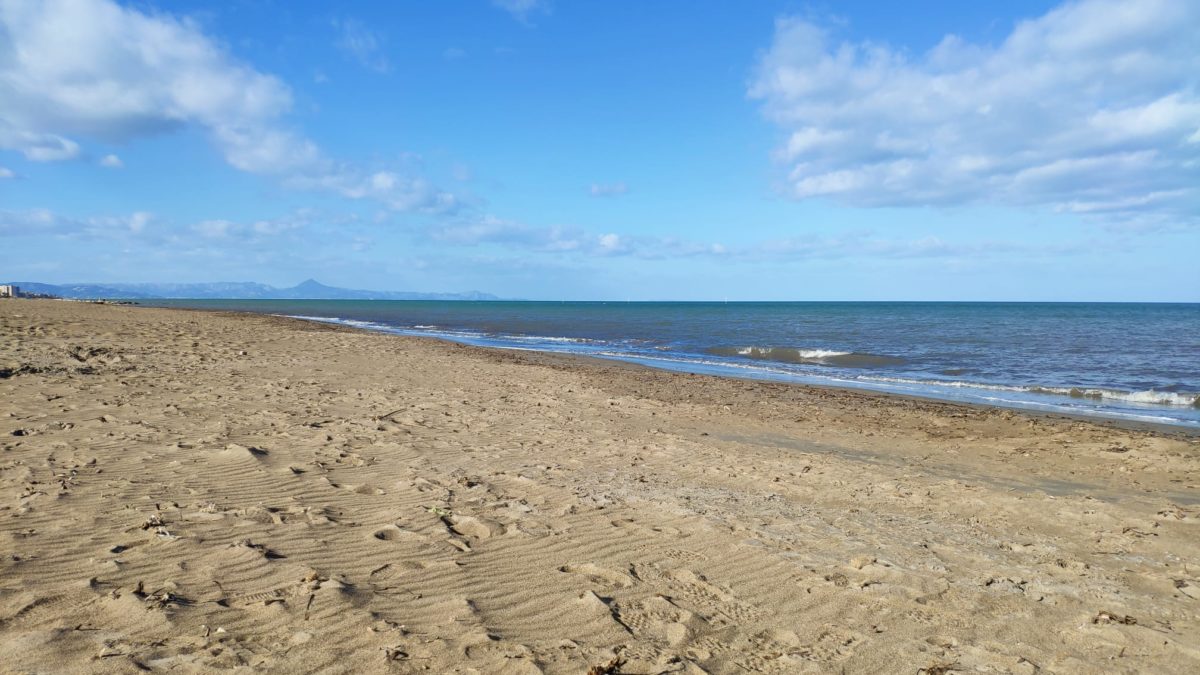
top-left (0, 279), bottom-right (500, 302)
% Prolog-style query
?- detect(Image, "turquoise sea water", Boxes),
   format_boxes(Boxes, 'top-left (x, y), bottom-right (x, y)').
top-left (145, 300), bottom-right (1200, 428)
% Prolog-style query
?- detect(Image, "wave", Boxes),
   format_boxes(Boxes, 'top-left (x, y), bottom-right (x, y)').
top-left (283, 315), bottom-right (392, 331)
top-left (1028, 386), bottom-right (1200, 408)
top-left (502, 334), bottom-right (602, 345)
top-left (283, 315), bottom-right (603, 345)
top-left (706, 346), bottom-right (906, 368)
top-left (863, 376), bottom-right (1200, 408)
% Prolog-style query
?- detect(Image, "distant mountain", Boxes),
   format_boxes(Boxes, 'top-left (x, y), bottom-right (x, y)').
top-left (3, 279), bottom-right (501, 301)
top-left (6, 282), bottom-right (156, 299)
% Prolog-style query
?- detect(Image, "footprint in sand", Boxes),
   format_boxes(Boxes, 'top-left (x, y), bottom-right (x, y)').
top-left (559, 562), bottom-right (635, 589)
top-left (221, 580), bottom-right (316, 608)
top-left (322, 476), bottom-right (386, 495)
top-left (616, 596), bottom-right (695, 636)
top-left (661, 548), bottom-right (707, 563)
top-left (372, 524), bottom-right (428, 543)
top-left (442, 514), bottom-right (505, 539)
top-left (665, 568), bottom-right (767, 624)
top-left (735, 630), bottom-right (813, 673)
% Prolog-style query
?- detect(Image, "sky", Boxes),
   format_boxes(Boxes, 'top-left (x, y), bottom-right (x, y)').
top-left (1, 0), bottom-right (1197, 301)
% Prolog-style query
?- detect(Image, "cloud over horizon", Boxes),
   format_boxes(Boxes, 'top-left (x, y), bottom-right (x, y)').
top-left (750, 0), bottom-right (1200, 228)
top-left (425, 214), bottom-right (1089, 263)
top-left (0, 207), bottom-right (153, 239)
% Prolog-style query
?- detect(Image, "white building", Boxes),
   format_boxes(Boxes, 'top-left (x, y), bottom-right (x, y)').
top-left (0, 285), bottom-right (19, 298)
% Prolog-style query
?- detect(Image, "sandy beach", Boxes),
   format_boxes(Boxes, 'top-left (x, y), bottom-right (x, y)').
top-left (1, 299), bottom-right (1197, 673)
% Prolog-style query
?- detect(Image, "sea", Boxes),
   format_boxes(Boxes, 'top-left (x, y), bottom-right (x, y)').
top-left (144, 300), bottom-right (1200, 428)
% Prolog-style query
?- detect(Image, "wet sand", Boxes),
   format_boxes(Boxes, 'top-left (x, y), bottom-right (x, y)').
top-left (2, 299), bottom-right (1198, 673)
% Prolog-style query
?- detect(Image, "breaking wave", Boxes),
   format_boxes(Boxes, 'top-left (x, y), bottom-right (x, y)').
top-left (865, 376), bottom-right (1200, 408)
top-left (1027, 386), bottom-right (1200, 408)
top-left (707, 346), bottom-right (906, 368)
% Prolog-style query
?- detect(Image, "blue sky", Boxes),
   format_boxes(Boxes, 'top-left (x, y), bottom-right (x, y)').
top-left (1, 0), bottom-right (1197, 300)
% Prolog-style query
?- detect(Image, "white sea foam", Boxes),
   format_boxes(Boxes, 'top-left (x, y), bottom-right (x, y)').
top-left (1040, 387), bottom-right (1199, 408)
top-left (504, 335), bottom-right (600, 344)
top-left (862, 375), bottom-right (1199, 408)
top-left (734, 346), bottom-right (851, 359)
top-left (283, 314), bottom-right (384, 330)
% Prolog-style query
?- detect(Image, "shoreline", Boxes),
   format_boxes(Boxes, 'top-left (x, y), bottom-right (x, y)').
top-left (187, 303), bottom-right (1200, 438)
top-left (130, 298), bottom-right (1200, 431)
top-left (2, 299), bottom-right (1198, 672)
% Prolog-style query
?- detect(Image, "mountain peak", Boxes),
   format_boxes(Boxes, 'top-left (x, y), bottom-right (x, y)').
top-left (293, 278), bottom-right (329, 290)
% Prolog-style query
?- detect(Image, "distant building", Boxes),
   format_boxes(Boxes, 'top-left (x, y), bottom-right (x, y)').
top-left (0, 285), bottom-right (19, 298)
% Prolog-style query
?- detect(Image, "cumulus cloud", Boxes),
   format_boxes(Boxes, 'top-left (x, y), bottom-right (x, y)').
top-left (750, 0), bottom-right (1200, 226)
top-left (589, 182), bottom-right (629, 198)
top-left (0, 124), bottom-right (80, 161)
top-left (0, 166), bottom-right (14, 178)
top-left (0, 0), bottom-right (291, 158)
top-left (0, 0), bottom-right (453, 212)
top-left (99, 153), bottom-right (123, 168)
top-left (333, 18), bottom-right (389, 73)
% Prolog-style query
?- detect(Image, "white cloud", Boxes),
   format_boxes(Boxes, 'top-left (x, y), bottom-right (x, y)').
top-left (597, 233), bottom-right (622, 251)
top-left (429, 215), bottom-right (590, 252)
top-left (4, 205), bottom-right (1099, 267)
top-left (126, 211), bottom-right (151, 233)
top-left (0, 208), bottom-right (154, 238)
top-left (0, 166), bottom-right (14, 178)
top-left (0, 206), bottom-right (325, 247)
top-left (333, 18), bottom-right (389, 73)
top-left (750, 0), bottom-right (1200, 225)
top-left (0, 0), bottom-right (290, 159)
top-left (190, 210), bottom-right (323, 241)
top-left (0, 124), bottom-right (80, 161)
top-left (0, 0), bottom-right (454, 212)
top-left (430, 216), bottom-right (728, 258)
top-left (99, 153), bottom-right (123, 168)
top-left (426, 215), bottom-right (1062, 262)
top-left (589, 181), bottom-right (629, 198)
top-left (289, 169), bottom-right (458, 214)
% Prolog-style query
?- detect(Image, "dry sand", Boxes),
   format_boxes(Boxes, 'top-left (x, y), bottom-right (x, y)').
top-left (1, 299), bottom-right (1198, 674)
